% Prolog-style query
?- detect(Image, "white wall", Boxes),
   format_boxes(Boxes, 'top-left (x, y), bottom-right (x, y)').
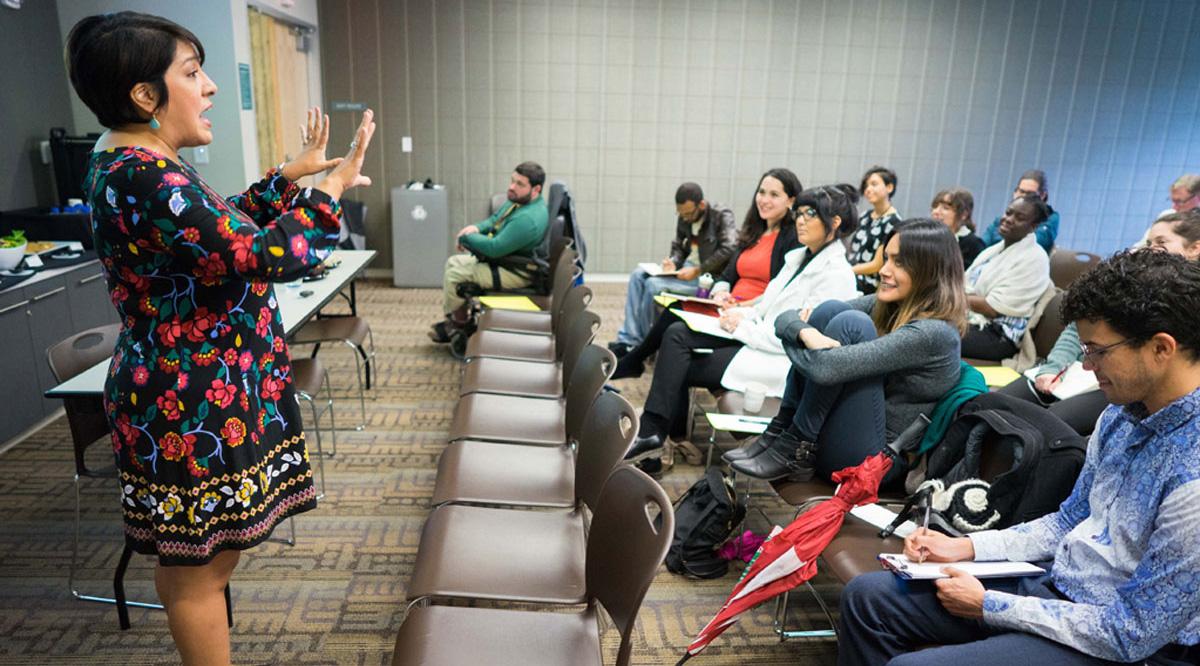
top-left (56, 1), bottom-right (321, 195)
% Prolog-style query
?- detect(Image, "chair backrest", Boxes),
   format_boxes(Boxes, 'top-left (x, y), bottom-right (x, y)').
top-left (585, 466), bottom-right (673, 666)
top-left (547, 245), bottom-right (580, 329)
top-left (563, 345), bottom-right (616, 447)
top-left (553, 285), bottom-right (593, 358)
top-left (46, 323), bottom-right (121, 476)
top-left (559, 310), bottom-right (601, 392)
top-left (1050, 248), bottom-right (1100, 290)
top-left (574, 391), bottom-right (637, 512)
top-left (1031, 291), bottom-right (1066, 359)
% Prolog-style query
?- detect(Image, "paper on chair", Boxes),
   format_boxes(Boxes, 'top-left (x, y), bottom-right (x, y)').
top-left (670, 309), bottom-right (735, 340)
top-left (877, 553), bottom-right (1045, 580)
top-left (478, 295), bottom-right (542, 311)
top-left (850, 504), bottom-right (917, 538)
top-left (705, 412), bottom-right (772, 433)
top-left (975, 365), bottom-right (1022, 387)
top-left (638, 262), bottom-right (680, 277)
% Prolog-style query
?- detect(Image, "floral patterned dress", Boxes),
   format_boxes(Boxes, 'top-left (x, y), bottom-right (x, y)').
top-left (86, 146), bottom-right (341, 566)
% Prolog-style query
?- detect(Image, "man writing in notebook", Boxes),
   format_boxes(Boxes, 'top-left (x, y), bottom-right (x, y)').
top-left (838, 250), bottom-right (1200, 665)
top-left (608, 182), bottom-right (737, 357)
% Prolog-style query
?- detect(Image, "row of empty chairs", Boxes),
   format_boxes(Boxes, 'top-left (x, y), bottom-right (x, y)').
top-left (393, 246), bottom-right (675, 665)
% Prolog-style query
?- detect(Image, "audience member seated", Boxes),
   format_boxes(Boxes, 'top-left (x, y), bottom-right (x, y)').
top-left (847, 165), bottom-right (902, 294)
top-left (622, 182), bottom-right (859, 476)
top-left (930, 187), bottom-right (985, 269)
top-left (979, 169), bottom-right (1059, 253)
top-left (428, 161), bottom-right (548, 343)
top-left (609, 182), bottom-right (737, 357)
top-left (1137, 173), bottom-right (1200, 246)
top-left (837, 249), bottom-right (1200, 666)
top-left (998, 210), bottom-right (1200, 435)
top-left (962, 195), bottom-right (1052, 361)
top-left (611, 169), bottom-right (802, 379)
top-left (728, 219), bottom-right (966, 489)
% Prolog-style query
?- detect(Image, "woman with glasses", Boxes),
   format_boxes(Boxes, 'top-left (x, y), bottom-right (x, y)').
top-left (622, 183), bottom-right (860, 476)
top-left (728, 219), bottom-right (967, 487)
top-left (997, 209), bottom-right (1200, 435)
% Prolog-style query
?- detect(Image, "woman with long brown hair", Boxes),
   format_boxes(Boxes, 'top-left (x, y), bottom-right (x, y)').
top-left (728, 219), bottom-right (968, 488)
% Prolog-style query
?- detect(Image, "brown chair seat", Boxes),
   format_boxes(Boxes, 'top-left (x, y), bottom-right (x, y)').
top-left (459, 356), bottom-right (562, 399)
top-left (406, 503), bottom-right (588, 604)
top-left (476, 307), bottom-right (552, 335)
top-left (431, 440), bottom-right (575, 508)
top-left (290, 315), bottom-right (371, 347)
top-left (433, 392), bottom-right (635, 509)
top-left (290, 357), bottom-right (326, 396)
top-left (464, 329), bottom-right (556, 363)
top-left (448, 394), bottom-right (566, 445)
top-left (821, 516), bottom-right (905, 585)
top-left (393, 604), bottom-right (602, 666)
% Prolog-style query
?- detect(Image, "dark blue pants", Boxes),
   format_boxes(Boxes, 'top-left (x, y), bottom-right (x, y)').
top-left (837, 571), bottom-right (1127, 666)
top-left (775, 301), bottom-right (891, 483)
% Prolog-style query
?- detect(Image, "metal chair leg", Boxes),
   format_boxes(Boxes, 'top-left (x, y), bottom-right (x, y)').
top-left (115, 545), bottom-right (133, 630)
top-left (224, 584), bottom-right (233, 628)
top-left (307, 398), bottom-right (327, 500)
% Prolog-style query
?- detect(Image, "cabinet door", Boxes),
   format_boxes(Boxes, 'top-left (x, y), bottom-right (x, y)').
top-left (0, 289), bottom-right (41, 442)
top-left (25, 276), bottom-right (75, 417)
top-left (65, 264), bottom-right (119, 332)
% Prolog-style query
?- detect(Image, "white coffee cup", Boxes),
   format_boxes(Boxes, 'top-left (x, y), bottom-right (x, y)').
top-left (742, 382), bottom-right (767, 414)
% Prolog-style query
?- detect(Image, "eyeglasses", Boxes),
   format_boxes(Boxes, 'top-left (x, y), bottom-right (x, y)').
top-left (1079, 338), bottom-right (1135, 363)
top-left (797, 207), bottom-right (819, 219)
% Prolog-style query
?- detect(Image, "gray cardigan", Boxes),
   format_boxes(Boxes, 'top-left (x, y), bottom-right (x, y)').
top-left (774, 295), bottom-right (962, 441)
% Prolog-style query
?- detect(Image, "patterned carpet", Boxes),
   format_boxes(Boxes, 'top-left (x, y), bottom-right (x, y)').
top-left (0, 279), bottom-right (841, 665)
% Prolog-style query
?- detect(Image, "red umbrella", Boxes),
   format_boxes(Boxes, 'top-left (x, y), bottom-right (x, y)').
top-left (677, 451), bottom-right (895, 663)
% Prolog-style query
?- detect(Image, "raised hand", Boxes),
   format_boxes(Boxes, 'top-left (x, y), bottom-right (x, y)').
top-left (317, 109), bottom-right (377, 200)
top-left (282, 107), bottom-right (342, 181)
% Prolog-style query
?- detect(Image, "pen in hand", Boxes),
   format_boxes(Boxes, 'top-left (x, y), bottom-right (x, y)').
top-left (918, 499), bottom-right (932, 564)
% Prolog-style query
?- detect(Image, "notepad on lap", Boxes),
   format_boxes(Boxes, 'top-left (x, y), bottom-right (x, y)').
top-left (670, 309), bottom-right (735, 340)
top-left (1022, 361), bottom-right (1099, 400)
top-left (705, 412), bottom-right (772, 434)
top-left (638, 262), bottom-right (680, 277)
top-left (878, 553), bottom-right (1044, 580)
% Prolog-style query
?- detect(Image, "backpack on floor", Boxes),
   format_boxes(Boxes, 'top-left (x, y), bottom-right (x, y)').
top-left (659, 467), bottom-right (746, 579)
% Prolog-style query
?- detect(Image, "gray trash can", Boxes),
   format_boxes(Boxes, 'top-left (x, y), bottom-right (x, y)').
top-left (391, 187), bottom-right (450, 287)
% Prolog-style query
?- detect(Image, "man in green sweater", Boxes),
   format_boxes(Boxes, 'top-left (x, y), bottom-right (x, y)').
top-left (429, 161), bottom-right (549, 342)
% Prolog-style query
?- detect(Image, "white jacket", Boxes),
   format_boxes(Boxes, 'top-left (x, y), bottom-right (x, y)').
top-left (721, 243), bottom-right (859, 397)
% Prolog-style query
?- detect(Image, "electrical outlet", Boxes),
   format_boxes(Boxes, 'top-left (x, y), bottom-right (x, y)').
top-left (402, 136), bottom-right (413, 153)
top-left (193, 146), bottom-right (210, 164)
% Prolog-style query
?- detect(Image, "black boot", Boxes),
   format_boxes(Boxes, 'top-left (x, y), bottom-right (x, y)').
top-left (721, 424), bottom-right (783, 464)
top-left (730, 428), bottom-right (818, 482)
top-left (624, 433), bottom-right (663, 464)
top-left (610, 352), bottom-right (645, 380)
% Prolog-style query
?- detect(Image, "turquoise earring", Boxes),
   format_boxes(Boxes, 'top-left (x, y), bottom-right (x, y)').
top-left (149, 114), bottom-right (161, 130)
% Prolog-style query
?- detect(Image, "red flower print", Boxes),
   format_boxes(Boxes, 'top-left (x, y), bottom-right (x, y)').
top-left (139, 295), bottom-right (158, 316)
top-left (256, 408), bottom-right (268, 434)
top-left (163, 172), bottom-right (190, 186)
top-left (272, 336), bottom-right (285, 353)
top-left (110, 284), bottom-right (128, 306)
top-left (220, 417), bottom-right (246, 448)
top-left (114, 412), bottom-right (138, 446)
top-left (186, 456), bottom-right (210, 478)
top-left (120, 267), bottom-right (148, 293)
top-left (181, 226), bottom-right (201, 243)
top-left (157, 356), bottom-right (180, 374)
top-left (159, 431), bottom-right (195, 462)
top-left (192, 348), bottom-right (218, 367)
top-left (132, 365), bottom-right (150, 386)
top-left (255, 307), bottom-right (272, 337)
top-left (177, 371), bottom-right (189, 391)
top-left (195, 252), bottom-right (227, 286)
top-left (238, 391), bottom-right (249, 411)
top-left (259, 352), bottom-right (275, 371)
top-left (238, 351), bottom-right (254, 372)
top-left (251, 281), bottom-right (269, 296)
top-left (216, 215), bottom-right (237, 240)
top-left (183, 307), bottom-right (217, 343)
top-left (156, 390), bottom-right (183, 421)
top-left (290, 234), bottom-right (309, 258)
top-left (260, 375), bottom-right (284, 401)
top-left (205, 379), bottom-right (238, 409)
top-left (157, 317), bottom-right (182, 346)
top-left (230, 233), bottom-right (257, 272)
top-left (223, 348), bottom-right (240, 367)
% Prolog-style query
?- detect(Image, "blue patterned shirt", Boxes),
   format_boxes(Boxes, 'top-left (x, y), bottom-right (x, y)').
top-left (969, 387), bottom-right (1200, 662)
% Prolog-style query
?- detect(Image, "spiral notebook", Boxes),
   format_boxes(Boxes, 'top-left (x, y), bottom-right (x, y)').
top-left (877, 553), bottom-right (1044, 580)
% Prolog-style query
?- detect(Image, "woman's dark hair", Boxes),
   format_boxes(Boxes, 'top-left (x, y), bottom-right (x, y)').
top-left (931, 187), bottom-right (975, 232)
top-left (66, 12), bottom-right (205, 129)
top-left (737, 168), bottom-right (803, 248)
top-left (860, 165), bottom-right (898, 199)
top-left (794, 184), bottom-right (861, 240)
top-left (1062, 250), bottom-right (1200, 361)
top-left (1153, 209), bottom-right (1200, 246)
top-left (870, 219), bottom-right (967, 335)
top-left (1011, 194), bottom-right (1051, 227)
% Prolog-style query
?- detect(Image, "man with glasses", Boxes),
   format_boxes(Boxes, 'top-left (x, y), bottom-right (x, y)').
top-left (978, 169), bottom-right (1060, 253)
top-left (609, 182), bottom-right (736, 357)
top-left (837, 249), bottom-right (1200, 665)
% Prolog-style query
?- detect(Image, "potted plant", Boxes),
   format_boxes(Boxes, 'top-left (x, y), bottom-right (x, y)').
top-left (0, 229), bottom-right (29, 271)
